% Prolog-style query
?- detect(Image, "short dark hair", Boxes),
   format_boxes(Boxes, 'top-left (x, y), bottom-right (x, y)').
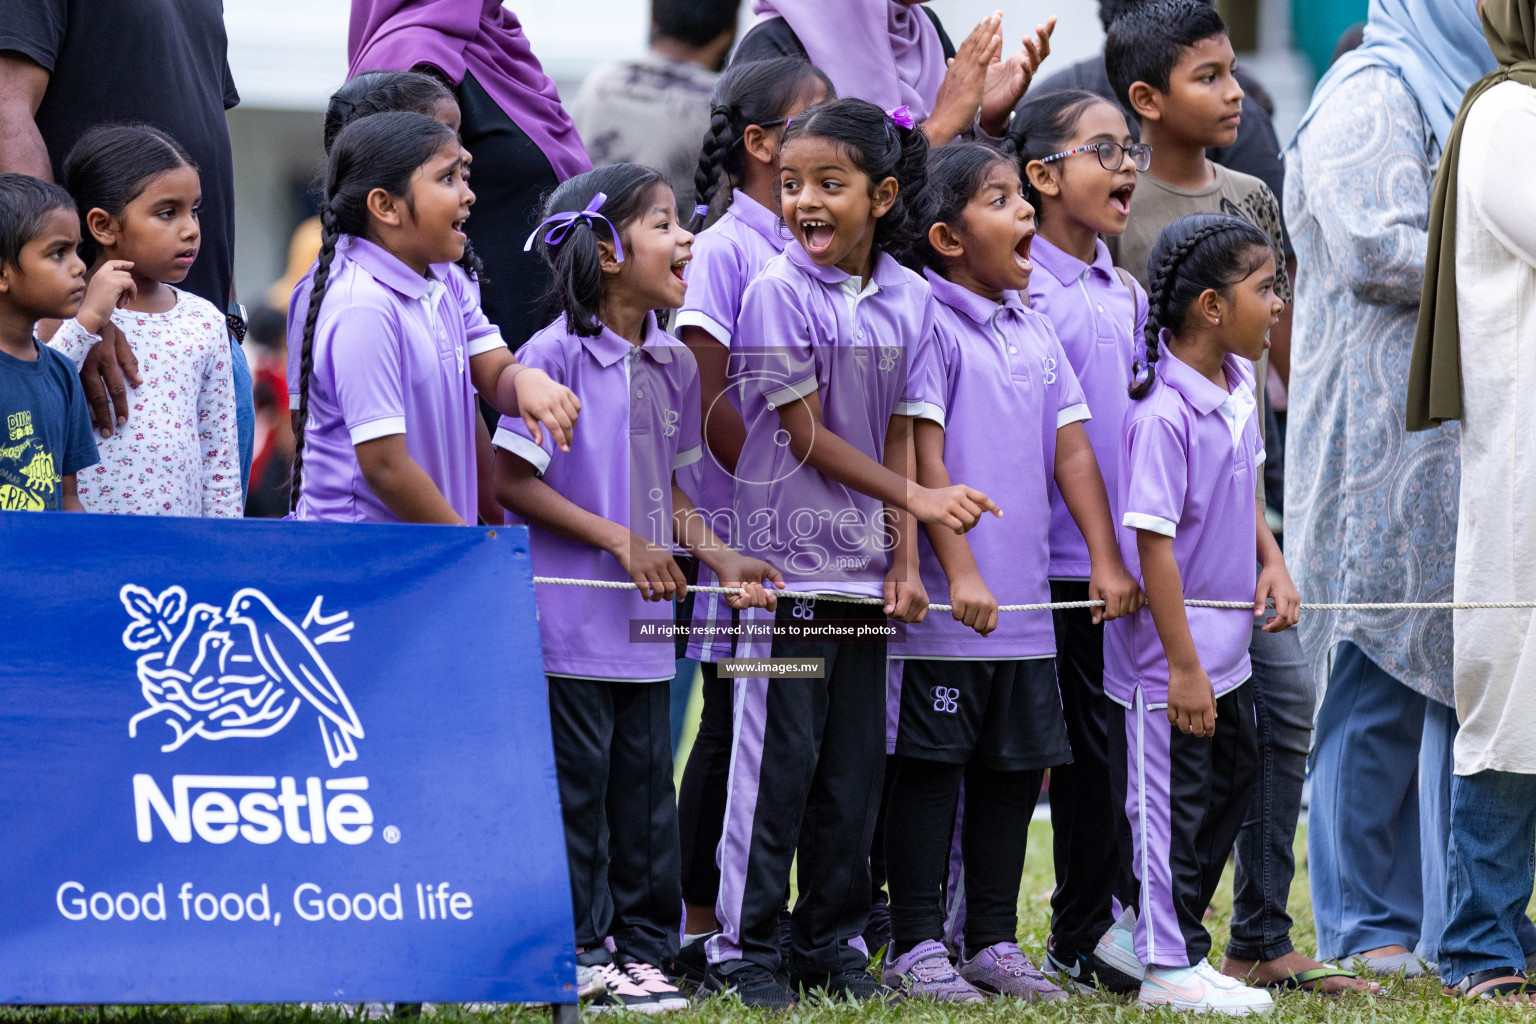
top-left (1105, 0), bottom-right (1228, 113)
top-left (63, 123), bottom-right (197, 265)
top-left (653, 0), bottom-right (738, 48)
top-left (1098, 0), bottom-right (1212, 34)
top-left (0, 174), bottom-right (76, 269)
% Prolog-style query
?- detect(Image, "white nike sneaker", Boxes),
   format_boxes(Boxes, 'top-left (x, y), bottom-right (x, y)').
top-left (1138, 962), bottom-right (1273, 1015)
top-left (1096, 907), bottom-right (1147, 982)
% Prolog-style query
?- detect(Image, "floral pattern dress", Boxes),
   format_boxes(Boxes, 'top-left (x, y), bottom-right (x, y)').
top-left (1283, 65), bottom-right (1456, 706)
top-left (50, 287), bottom-right (241, 518)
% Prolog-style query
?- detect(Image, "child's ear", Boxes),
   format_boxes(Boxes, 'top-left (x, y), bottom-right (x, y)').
top-left (1127, 81), bottom-right (1164, 124)
top-left (741, 123), bottom-right (777, 167)
top-left (597, 238), bottom-right (623, 276)
top-left (928, 220), bottom-right (965, 262)
top-left (871, 176), bottom-right (899, 219)
top-left (365, 187), bottom-right (404, 229)
top-left (85, 207), bottom-right (118, 250)
top-left (1024, 160), bottom-right (1059, 199)
top-left (1195, 286), bottom-right (1225, 326)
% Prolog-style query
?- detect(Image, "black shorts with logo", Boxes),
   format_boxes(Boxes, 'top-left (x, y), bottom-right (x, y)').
top-left (895, 657), bottom-right (1072, 771)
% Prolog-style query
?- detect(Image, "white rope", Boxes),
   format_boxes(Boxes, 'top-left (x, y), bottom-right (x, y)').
top-left (530, 576), bottom-right (1536, 614)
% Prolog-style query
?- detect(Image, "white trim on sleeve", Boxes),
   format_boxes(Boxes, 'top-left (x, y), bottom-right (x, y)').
top-left (897, 400), bottom-right (945, 427)
top-left (289, 392), bottom-right (301, 411)
top-left (1122, 512), bottom-right (1177, 537)
top-left (673, 310), bottom-right (732, 345)
top-left (466, 331), bottom-right (508, 357)
top-left (1057, 403), bottom-right (1092, 429)
top-left (348, 416), bottom-right (406, 445)
top-left (1255, 449), bottom-right (1267, 466)
top-left (492, 425), bottom-right (553, 476)
top-left (765, 376), bottom-right (819, 408)
top-left (674, 444), bottom-right (703, 470)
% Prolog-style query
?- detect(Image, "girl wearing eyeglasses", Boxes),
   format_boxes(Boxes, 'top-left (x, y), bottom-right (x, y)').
top-left (999, 88), bottom-right (1154, 992)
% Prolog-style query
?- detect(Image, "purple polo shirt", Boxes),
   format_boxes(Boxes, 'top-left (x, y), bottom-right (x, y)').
top-left (1103, 348), bottom-right (1264, 708)
top-left (293, 236), bottom-right (504, 524)
top-left (902, 269), bottom-right (1089, 659)
top-left (494, 313), bottom-right (703, 682)
top-left (673, 190), bottom-right (789, 659)
top-left (286, 246), bottom-right (498, 409)
top-left (1029, 236), bottom-right (1147, 578)
top-left (731, 241), bottom-right (932, 598)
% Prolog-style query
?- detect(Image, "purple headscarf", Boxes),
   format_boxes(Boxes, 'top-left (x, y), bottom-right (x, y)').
top-left (348, 0), bottom-right (591, 181)
top-left (750, 0), bottom-right (947, 121)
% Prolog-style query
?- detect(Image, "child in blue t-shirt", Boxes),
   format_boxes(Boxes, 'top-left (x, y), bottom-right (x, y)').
top-left (0, 174), bottom-right (108, 510)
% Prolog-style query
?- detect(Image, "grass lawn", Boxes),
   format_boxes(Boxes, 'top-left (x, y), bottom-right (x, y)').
top-left (2, 684), bottom-right (1519, 1023)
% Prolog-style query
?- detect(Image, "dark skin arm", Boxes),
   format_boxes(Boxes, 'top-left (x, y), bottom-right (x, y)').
top-left (1254, 498), bottom-right (1299, 632)
top-left (354, 433), bottom-right (464, 525)
top-left (1054, 422), bottom-right (1143, 624)
top-left (474, 414), bottom-right (501, 525)
top-left (0, 52), bottom-right (51, 179)
top-left (468, 348), bottom-right (580, 452)
top-left (61, 472), bottom-right (83, 512)
top-left (679, 326), bottom-right (744, 473)
top-left (673, 482), bottom-right (782, 610)
top-left (881, 414), bottom-right (928, 623)
top-left (914, 419), bottom-right (994, 634)
top-left (1136, 528), bottom-right (1213, 737)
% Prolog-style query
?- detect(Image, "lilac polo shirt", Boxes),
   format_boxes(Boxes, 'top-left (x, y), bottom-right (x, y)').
top-left (293, 236), bottom-right (505, 524)
top-left (1029, 236), bottom-right (1147, 578)
top-left (286, 244), bottom-right (497, 410)
top-left (732, 242), bottom-right (932, 598)
top-left (494, 313), bottom-right (703, 683)
top-left (673, 191), bottom-right (789, 659)
top-left (902, 269), bottom-right (1089, 659)
top-left (1103, 349), bottom-right (1263, 708)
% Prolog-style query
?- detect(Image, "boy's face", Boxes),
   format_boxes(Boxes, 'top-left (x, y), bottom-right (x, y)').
top-left (0, 208), bottom-right (89, 320)
top-left (1138, 33), bottom-right (1244, 149)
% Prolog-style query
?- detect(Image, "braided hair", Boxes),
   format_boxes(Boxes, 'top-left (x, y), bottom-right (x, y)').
top-left (691, 57), bottom-right (834, 223)
top-left (321, 70), bottom-right (484, 283)
top-left (782, 97), bottom-right (932, 255)
top-left (290, 111), bottom-right (459, 512)
top-left (1002, 90), bottom-right (1113, 214)
top-left (1132, 212), bottom-right (1273, 399)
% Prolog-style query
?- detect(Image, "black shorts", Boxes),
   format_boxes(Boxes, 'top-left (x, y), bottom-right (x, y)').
top-left (895, 658), bottom-right (1072, 771)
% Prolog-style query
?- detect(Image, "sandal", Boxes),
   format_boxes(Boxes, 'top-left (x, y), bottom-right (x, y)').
top-left (1264, 967), bottom-right (1368, 995)
top-left (1453, 967), bottom-right (1535, 1000)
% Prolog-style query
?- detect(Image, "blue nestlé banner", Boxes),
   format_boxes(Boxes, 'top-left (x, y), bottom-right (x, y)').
top-left (0, 513), bottom-right (574, 1005)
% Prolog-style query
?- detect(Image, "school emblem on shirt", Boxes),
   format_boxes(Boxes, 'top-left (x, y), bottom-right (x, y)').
top-left (661, 408), bottom-right (679, 438)
top-left (878, 346), bottom-right (901, 372)
top-left (121, 584), bottom-right (364, 768)
top-left (931, 686), bottom-right (960, 714)
top-left (1041, 355), bottom-right (1058, 385)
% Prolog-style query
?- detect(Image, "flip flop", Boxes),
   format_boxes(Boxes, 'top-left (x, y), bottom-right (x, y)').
top-left (1264, 967), bottom-right (1369, 995)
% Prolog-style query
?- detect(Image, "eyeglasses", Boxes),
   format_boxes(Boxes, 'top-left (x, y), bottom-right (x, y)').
top-left (1039, 141), bottom-right (1152, 172)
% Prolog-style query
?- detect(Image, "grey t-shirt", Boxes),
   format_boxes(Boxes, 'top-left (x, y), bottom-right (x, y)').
top-left (572, 53), bottom-right (718, 204)
top-left (0, 341), bottom-right (97, 510)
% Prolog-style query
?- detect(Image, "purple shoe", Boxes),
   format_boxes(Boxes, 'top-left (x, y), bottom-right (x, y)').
top-left (960, 942), bottom-right (1069, 1002)
top-left (881, 940), bottom-right (985, 1004)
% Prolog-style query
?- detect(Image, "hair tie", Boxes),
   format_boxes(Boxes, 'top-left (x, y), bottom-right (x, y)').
top-left (693, 204), bottom-right (710, 220)
top-left (885, 105), bottom-right (915, 130)
top-left (523, 191), bottom-right (624, 262)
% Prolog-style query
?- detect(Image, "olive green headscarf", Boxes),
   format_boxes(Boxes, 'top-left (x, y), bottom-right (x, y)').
top-left (1406, 0), bottom-right (1536, 431)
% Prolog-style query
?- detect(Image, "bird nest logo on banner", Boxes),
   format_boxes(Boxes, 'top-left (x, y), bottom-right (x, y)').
top-left (123, 585), bottom-right (363, 768)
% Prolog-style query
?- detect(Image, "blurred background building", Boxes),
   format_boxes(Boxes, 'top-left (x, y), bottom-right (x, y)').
top-left (224, 0), bottom-right (1353, 312)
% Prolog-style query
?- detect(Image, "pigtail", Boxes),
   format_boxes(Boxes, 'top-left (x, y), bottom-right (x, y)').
top-left (546, 219), bottom-right (607, 337)
top-left (456, 239), bottom-right (485, 283)
top-left (692, 104), bottom-right (736, 224)
top-left (1129, 214), bottom-right (1273, 399)
top-left (289, 202), bottom-right (340, 512)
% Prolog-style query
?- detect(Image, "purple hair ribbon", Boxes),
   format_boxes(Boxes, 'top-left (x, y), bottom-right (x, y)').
top-left (693, 204), bottom-right (710, 219)
top-left (885, 104), bottom-right (916, 130)
top-left (523, 191), bottom-right (624, 262)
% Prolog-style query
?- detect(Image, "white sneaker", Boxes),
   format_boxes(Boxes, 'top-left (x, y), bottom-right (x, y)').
top-left (1096, 907), bottom-right (1147, 982)
top-left (1138, 962), bottom-right (1273, 1015)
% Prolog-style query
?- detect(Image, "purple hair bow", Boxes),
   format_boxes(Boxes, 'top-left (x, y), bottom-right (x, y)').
top-left (886, 105), bottom-right (915, 130)
top-left (524, 191), bottom-right (624, 262)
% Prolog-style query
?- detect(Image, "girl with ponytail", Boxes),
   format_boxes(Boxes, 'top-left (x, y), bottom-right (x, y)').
top-left (490, 161), bottom-right (780, 1013)
top-left (289, 110), bottom-right (578, 524)
top-left (1102, 212), bottom-right (1298, 1013)
top-left (669, 56), bottom-right (831, 949)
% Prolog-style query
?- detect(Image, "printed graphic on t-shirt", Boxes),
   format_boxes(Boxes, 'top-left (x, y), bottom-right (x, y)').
top-left (0, 410), bottom-right (59, 510)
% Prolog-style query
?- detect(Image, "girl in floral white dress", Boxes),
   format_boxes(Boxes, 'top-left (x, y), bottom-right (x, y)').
top-left (48, 123), bottom-right (240, 517)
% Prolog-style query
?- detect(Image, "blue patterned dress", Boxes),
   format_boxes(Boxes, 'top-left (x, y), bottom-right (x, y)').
top-left (1283, 65), bottom-right (1457, 707)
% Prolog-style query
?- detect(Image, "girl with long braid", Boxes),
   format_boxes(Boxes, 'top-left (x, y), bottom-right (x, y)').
top-left (669, 56), bottom-right (831, 959)
top-left (290, 110), bottom-right (578, 524)
top-left (1103, 212), bottom-right (1297, 1015)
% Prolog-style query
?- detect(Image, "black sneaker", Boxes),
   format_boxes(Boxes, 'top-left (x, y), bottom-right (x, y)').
top-left (670, 935), bottom-right (712, 989)
top-left (793, 967), bottom-right (891, 1002)
top-left (701, 957), bottom-right (797, 1011)
top-left (1044, 942), bottom-right (1143, 995)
